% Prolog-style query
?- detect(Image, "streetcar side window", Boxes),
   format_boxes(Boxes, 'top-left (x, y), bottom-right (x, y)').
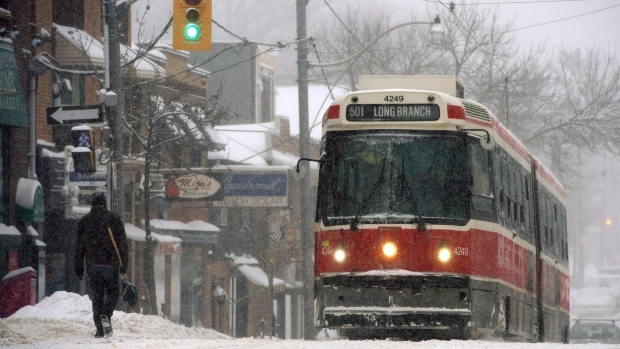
top-left (468, 138), bottom-right (494, 216)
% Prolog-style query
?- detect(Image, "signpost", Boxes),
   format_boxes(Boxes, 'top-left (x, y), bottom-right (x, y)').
top-left (46, 105), bottom-right (103, 125)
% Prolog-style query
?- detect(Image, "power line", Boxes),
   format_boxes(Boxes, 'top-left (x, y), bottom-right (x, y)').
top-left (507, 3), bottom-right (620, 33)
top-left (425, 0), bottom-right (598, 4)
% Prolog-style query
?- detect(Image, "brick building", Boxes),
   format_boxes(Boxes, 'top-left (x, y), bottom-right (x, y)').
top-left (0, 0), bottom-right (321, 340)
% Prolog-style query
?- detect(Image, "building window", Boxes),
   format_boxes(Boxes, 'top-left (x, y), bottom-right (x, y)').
top-left (259, 66), bottom-right (273, 123)
top-left (60, 74), bottom-right (84, 105)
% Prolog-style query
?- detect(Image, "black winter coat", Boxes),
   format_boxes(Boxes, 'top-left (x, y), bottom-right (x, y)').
top-left (74, 205), bottom-right (128, 276)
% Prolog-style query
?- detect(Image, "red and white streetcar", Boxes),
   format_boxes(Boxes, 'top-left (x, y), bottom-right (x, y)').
top-left (311, 76), bottom-right (569, 342)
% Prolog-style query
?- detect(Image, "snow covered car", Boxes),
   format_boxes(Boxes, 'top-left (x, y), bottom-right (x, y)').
top-left (572, 287), bottom-right (617, 318)
top-left (569, 319), bottom-right (620, 344)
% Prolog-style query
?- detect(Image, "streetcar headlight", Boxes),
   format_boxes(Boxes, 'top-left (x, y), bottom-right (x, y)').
top-left (382, 242), bottom-right (397, 258)
top-left (334, 248), bottom-right (346, 262)
top-left (438, 247), bottom-right (451, 263)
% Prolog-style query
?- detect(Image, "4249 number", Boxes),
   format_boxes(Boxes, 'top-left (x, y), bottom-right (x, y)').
top-left (384, 95), bottom-right (404, 102)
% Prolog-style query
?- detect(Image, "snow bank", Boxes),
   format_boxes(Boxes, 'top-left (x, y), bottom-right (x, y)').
top-left (1, 291), bottom-right (229, 347)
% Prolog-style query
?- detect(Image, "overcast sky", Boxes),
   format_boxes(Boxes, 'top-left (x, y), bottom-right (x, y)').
top-left (131, 0), bottom-right (620, 52)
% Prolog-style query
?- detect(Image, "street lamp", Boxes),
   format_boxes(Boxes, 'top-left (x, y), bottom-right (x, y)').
top-left (429, 15), bottom-right (445, 42)
top-left (309, 15), bottom-right (445, 69)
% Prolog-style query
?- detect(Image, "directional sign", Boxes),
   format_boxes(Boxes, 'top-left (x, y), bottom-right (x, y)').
top-left (68, 171), bottom-right (107, 186)
top-left (46, 105), bottom-right (103, 125)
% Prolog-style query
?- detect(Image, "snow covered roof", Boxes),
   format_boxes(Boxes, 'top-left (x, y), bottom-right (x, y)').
top-left (53, 23), bottom-right (166, 79)
top-left (275, 84), bottom-right (350, 140)
top-left (227, 253), bottom-right (259, 265)
top-left (26, 226), bottom-right (38, 237)
top-left (151, 232), bottom-right (182, 243)
top-left (209, 125), bottom-right (272, 166)
top-left (186, 220), bottom-right (220, 232)
top-left (125, 223), bottom-right (147, 242)
top-left (2, 267), bottom-right (35, 281)
top-left (148, 219), bottom-right (200, 231)
top-left (15, 178), bottom-right (42, 209)
top-left (0, 223), bottom-right (20, 235)
top-left (237, 264), bottom-right (285, 293)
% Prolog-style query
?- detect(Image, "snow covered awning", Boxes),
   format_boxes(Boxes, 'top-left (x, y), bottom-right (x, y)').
top-left (228, 253), bottom-right (285, 293)
top-left (15, 178), bottom-right (44, 223)
top-left (237, 265), bottom-right (286, 293)
top-left (125, 223), bottom-right (182, 254)
top-left (146, 219), bottom-right (219, 245)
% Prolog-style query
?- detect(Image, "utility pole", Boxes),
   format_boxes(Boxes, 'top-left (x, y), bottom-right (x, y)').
top-left (104, 0), bottom-right (132, 217)
top-left (296, 0), bottom-right (314, 340)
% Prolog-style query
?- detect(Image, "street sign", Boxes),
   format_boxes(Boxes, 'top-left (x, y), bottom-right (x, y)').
top-left (46, 105), bottom-right (103, 125)
top-left (68, 171), bottom-right (107, 186)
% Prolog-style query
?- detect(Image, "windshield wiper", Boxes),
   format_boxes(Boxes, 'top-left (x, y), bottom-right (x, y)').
top-left (350, 160), bottom-right (386, 231)
top-left (398, 157), bottom-right (426, 231)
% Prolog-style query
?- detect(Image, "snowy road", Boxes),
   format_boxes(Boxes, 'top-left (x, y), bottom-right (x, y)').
top-left (1, 291), bottom-right (616, 349)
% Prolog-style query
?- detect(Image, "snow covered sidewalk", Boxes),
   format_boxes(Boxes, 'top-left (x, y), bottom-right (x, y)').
top-left (0, 291), bottom-right (229, 348)
top-left (1, 291), bottom-right (616, 348)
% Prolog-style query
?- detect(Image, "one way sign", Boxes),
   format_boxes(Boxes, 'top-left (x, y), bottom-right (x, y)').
top-left (46, 105), bottom-right (103, 125)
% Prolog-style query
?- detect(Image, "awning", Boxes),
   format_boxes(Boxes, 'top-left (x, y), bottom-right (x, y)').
top-left (228, 253), bottom-right (286, 293)
top-left (0, 39), bottom-right (28, 127)
top-left (15, 178), bottom-right (44, 222)
top-left (125, 223), bottom-right (182, 255)
top-left (238, 264), bottom-right (286, 293)
top-left (146, 219), bottom-right (219, 244)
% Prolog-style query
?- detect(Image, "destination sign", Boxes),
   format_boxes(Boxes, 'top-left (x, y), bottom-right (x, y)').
top-left (346, 104), bottom-right (440, 122)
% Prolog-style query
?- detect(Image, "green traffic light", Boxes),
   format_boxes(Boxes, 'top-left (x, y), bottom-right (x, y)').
top-left (185, 23), bottom-right (200, 40)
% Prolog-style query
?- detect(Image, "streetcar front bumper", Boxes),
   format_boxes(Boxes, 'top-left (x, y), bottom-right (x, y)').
top-left (316, 273), bottom-right (472, 339)
top-left (324, 306), bottom-right (471, 329)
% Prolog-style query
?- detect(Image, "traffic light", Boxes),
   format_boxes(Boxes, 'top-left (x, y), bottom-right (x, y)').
top-left (173, 0), bottom-right (212, 51)
top-left (71, 125), bottom-right (96, 173)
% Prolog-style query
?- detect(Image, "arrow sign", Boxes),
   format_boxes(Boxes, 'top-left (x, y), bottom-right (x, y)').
top-left (46, 105), bottom-right (103, 125)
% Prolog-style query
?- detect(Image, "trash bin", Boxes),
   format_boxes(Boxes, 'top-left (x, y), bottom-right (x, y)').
top-left (1, 266), bottom-right (37, 318)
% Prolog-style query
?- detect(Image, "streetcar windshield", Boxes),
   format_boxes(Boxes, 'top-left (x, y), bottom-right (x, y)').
top-left (320, 132), bottom-right (469, 226)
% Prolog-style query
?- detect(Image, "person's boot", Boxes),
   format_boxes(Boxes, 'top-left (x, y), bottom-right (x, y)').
top-left (94, 327), bottom-right (105, 338)
top-left (100, 315), bottom-right (113, 336)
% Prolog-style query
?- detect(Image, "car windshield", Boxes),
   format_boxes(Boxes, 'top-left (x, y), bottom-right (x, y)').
top-left (571, 323), bottom-right (620, 341)
top-left (320, 132), bottom-right (469, 226)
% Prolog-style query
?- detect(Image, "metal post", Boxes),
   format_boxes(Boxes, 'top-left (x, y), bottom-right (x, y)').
top-left (104, 0), bottom-right (125, 217)
top-left (28, 74), bottom-right (37, 180)
top-left (296, 0), bottom-right (314, 340)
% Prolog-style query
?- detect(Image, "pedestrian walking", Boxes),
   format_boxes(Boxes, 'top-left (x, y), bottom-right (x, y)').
top-left (74, 191), bottom-right (128, 338)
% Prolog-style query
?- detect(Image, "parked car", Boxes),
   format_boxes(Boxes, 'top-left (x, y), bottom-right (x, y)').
top-left (570, 319), bottom-right (620, 344)
top-left (572, 287), bottom-right (617, 318)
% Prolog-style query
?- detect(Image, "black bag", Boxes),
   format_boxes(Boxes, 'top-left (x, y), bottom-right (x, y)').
top-left (108, 226), bottom-right (138, 309)
top-left (121, 277), bottom-right (138, 308)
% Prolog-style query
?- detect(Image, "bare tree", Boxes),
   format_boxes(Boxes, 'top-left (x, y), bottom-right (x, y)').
top-left (524, 45), bottom-right (620, 182)
top-left (122, 65), bottom-right (231, 314)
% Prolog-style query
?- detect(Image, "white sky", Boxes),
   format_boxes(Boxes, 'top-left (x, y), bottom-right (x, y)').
top-left (0, 289), bottom-right (609, 349)
top-left (131, 0), bottom-right (620, 52)
top-left (377, 0), bottom-right (620, 51)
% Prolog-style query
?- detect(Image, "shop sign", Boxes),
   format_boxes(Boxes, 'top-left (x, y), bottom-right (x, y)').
top-left (166, 173), bottom-right (223, 200)
top-left (0, 40), bottom-right (28, 127)
top-left (157, 243), bottom-right (182, 255)
top-left (213, 172), bottom-right (288, 207)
